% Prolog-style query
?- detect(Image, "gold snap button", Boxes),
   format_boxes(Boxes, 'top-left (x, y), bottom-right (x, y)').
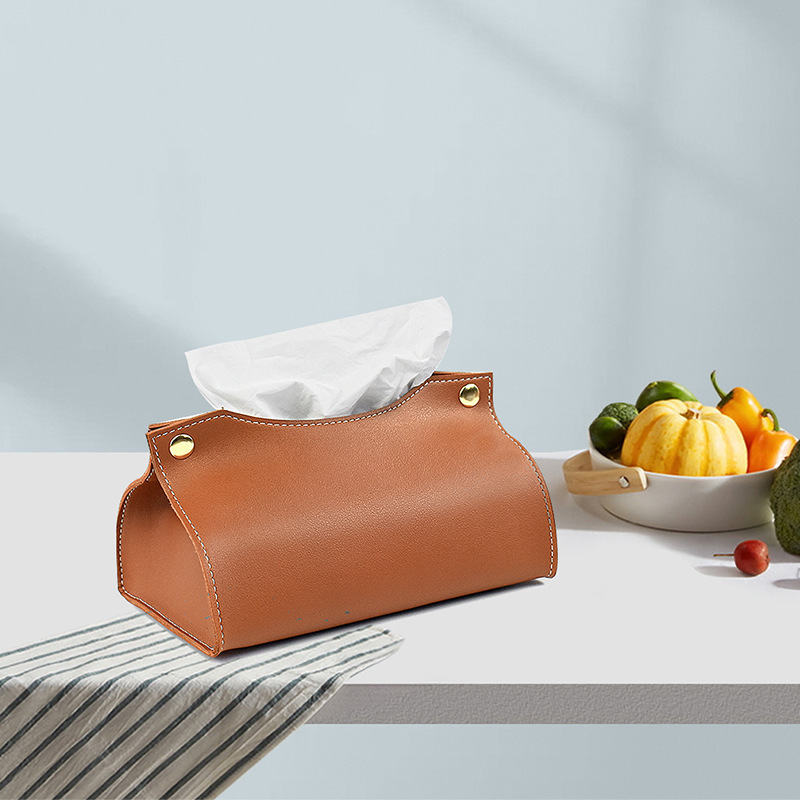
top-left (459, 383), bottom-right (480, 407)
top-left (169, 434), bottom-right (194, 459)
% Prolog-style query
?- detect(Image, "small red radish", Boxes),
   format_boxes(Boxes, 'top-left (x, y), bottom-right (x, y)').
top-left (714, 540), bottom-right (770, 575)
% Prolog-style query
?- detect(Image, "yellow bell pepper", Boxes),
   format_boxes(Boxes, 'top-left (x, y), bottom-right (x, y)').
top-left (710, 370), bottom-right (772, 448)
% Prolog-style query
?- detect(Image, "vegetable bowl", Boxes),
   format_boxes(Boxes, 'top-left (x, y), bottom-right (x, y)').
top-left (562, 445), bottom-right (776, 532)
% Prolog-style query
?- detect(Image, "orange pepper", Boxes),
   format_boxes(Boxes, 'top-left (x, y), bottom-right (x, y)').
top-left (748, 409), bottom-right (797, 472)
top-left (710, 370), bottom-right (772, 447)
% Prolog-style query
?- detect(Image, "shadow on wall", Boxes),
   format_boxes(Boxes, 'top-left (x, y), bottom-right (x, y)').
top-left (418, 0), bottom-right (795, 235)
top-left (0, 219), bottom-right (200, 451)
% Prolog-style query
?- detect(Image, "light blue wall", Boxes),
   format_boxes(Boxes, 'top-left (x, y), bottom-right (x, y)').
top-left (2, 0), bottom-right (800, 452)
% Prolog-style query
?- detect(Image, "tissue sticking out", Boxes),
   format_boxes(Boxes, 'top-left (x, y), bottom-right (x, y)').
top-left (185, 297), bottom-right (452, 420)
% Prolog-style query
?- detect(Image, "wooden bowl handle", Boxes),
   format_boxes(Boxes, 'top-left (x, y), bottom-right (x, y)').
top-left (562, 450), bottom-right (648, 496)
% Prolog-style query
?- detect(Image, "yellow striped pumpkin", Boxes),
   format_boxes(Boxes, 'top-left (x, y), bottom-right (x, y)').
top-left (621, 399), bottom-right (747, 476)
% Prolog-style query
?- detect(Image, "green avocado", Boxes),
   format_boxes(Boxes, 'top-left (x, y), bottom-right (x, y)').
top-left (769, 441), bottom-right (800, 555)
top-left (635, 380), bottom-right (698, 412)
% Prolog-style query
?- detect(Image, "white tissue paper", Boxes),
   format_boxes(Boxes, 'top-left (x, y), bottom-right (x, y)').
top-left (186, 297), bottom-right (452, 420)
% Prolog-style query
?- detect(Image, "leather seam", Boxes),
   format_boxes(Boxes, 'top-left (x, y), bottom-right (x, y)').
top-left (120, 589), bottom-right (214, 652)
top-left (485, 378), bottom-right (556, 578)
top-left (117, 468), bottom-right (154, 593)
top-left (151, 446), bottom-right (225, 651)
top-left (151, 375), bottom-right (495, 434)
top-left (118, 469), bottom-right (216, 653)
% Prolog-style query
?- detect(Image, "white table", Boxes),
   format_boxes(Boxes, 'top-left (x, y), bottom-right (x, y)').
top-left (2, 452), bottom-right (798, 725)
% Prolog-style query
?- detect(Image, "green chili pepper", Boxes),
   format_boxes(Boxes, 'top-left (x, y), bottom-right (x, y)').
top-left (635, 381), bottom-right (697, 412)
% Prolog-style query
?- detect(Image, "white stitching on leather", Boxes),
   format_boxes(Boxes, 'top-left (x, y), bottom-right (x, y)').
top-left (153, 375), bottom-right (494, 435)
top-left (117, 468), bottom-right (154, 592)
top-left (118, 469), bottom-right (216, 653)
top-left (123, 590), bottom-right (214, 652)
top-left (151, 446), bottom-right (225, 650)
top-left (484, 379), bottom-right (557, 578)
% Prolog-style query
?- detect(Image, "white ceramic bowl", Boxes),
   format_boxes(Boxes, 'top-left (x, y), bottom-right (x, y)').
top-left (588, 444), bottom-right (776, 532)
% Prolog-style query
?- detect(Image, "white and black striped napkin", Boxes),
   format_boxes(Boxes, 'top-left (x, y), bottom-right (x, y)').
top-left (0, 613), bottom-right (401, 800)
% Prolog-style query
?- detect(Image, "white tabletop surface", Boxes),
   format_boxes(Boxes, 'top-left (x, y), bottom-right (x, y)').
top-left (2, 452), bottom-right (798, 692)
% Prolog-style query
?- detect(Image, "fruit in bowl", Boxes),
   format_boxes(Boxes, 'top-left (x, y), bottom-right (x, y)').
top-left (588, 373), bottom-right (797, 478)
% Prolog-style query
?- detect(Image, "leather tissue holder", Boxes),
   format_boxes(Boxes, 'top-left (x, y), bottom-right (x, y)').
top-left (117, 372), bottom-right (558, 656)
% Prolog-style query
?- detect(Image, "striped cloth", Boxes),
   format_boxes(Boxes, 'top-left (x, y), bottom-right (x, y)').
top-left (0, 613), bottom-right (401, 800)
